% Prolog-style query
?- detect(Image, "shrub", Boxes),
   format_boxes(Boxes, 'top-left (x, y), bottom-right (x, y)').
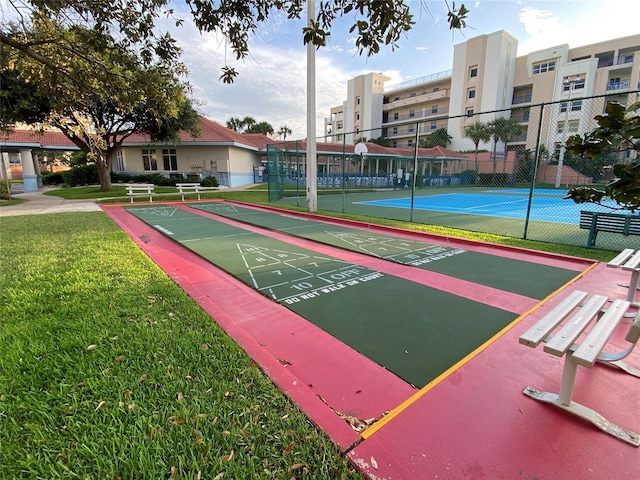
top-left (61, 164), bottom-right (99, 186)
top-left (42, 172), bottom-right (65, 185)
top-left (0, 179), bottom-right (11, 200)
top-left (201, 175), bottom-right (219, 187)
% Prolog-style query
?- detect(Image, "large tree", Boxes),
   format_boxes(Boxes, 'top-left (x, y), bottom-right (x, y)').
top-left (2, 18), bottom-right (199, 191)
top-left (564, 101), bottom-right (640, 211)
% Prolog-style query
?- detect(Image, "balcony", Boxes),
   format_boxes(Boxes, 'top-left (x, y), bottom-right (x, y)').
top-left (384, 69), bottom-right (453, 93)
top-left (597, 53), bottom-right (635, 68)
top-left (383, 90), bottom-right (450, 110)
top-left (512, 93), bottom-right (533, 105)
top-left (606, 79), bottom-right (631, 91)
top-left (383, 107), bottom-right (450, 124)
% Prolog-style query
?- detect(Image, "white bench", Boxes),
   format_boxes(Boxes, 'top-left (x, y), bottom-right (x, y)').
top-left (607, 249), bottom-right (640, 304)
top-left (176, 183), bottom-right (218, 201)
top-left (519, 290), bottom-right (640, 446)
top-left (125, 184), bottom-right (155, 203)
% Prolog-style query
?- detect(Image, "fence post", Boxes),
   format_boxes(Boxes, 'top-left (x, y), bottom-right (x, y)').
top-left (523, 103), bottom-right (546, 239)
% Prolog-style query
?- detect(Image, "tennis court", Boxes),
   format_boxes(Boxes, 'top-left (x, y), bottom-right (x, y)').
top-left (356, 188), bottom-right (623, 224)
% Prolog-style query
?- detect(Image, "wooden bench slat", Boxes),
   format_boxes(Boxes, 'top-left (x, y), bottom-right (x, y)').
top-left (607, 249), bottom-right (635, 268)
top-left (543, 294), bottom-right (608, 357)
top-left (519, 290), bottom-right (588, 347)
top-left (572, 299), bottom-right (630, 367)
top-left (622, 250), bottom-right (640, 271)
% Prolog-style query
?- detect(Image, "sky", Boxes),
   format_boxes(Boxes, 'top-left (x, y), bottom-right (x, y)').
top-left (165, 0), bottom-right (640, 140)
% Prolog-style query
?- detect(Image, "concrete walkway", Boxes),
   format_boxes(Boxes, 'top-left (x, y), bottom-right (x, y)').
top-left (0, 186), bottom-right (103, 217)
top-left (0, 183), bottom-right (262, 217)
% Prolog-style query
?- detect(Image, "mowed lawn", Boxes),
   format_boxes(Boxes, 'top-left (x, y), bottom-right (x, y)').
top-left (0, 212), bottom-right (362, 479)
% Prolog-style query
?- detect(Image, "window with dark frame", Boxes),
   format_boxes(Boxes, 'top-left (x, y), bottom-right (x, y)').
top-left (142, 149), bottom-right (158, 171)
top-left (162, 148), bottom-right (177, 171)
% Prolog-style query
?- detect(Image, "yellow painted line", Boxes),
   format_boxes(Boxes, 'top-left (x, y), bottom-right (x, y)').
top-left (362, 260), bottom-right (599, 439)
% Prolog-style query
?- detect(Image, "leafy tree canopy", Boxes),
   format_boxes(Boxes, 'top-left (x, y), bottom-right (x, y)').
top-left (564, 101), bottom-right (640, 211)
top-left (419, 128), bottom-right (452, 148)
top-left (2, 1), bottom-right (470, 82)
top-left (2, 17), bottom-right (200, 191)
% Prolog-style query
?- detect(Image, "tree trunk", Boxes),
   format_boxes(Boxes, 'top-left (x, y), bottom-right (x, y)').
top-left (97, 155), bottom-right (113, 192)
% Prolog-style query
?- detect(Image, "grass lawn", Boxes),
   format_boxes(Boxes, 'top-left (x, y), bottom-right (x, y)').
top-left (0, 213), bottom-right (362, 479)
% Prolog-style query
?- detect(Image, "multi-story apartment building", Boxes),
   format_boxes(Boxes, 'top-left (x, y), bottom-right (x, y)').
top-left (324, 30), bottom-right (640, 159)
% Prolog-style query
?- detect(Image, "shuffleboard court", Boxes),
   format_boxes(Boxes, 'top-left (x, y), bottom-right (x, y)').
top-left (189, 202), bottom-right (579, 300)
top-left (125, 205), bottom-right (517, 388)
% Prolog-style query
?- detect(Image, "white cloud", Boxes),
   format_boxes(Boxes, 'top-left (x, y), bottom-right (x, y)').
top-left (517, 7), bottom-right (565, 54)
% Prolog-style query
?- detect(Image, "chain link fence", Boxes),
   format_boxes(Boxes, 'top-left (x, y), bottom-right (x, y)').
top-left (268, 91), bottom-right (640, 251)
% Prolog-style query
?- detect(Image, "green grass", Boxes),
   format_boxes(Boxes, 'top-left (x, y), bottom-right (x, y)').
top-left (0, 213), bottom-right (362, 479)
top-left (0, 198), bottom-right (27, 207)
top-left (40, 184), bottom-right (615, 262)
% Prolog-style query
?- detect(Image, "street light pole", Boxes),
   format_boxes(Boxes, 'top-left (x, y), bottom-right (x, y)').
top-left (555, 75), bottom-right (580, 188)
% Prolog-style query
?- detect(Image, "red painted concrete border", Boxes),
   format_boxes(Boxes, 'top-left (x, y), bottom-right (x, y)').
top-left (101, 202), bottom-right (638, 479)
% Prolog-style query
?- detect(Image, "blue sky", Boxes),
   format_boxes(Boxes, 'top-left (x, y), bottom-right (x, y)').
top-left (168, 0), bottom-right (640, 139)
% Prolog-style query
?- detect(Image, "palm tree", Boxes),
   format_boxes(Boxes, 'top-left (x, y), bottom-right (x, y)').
top-left (226, 117), bottom-right (243, 132)
top-left (464, 122), bottom-right (491, 175)
top-left (278, 125), bottom-right (292, 140)
top-left (247, 121), bottom-right (274, 136)
top-left (419, 128), bottom-right (452, 148)
top-left (488, 116), bottom-right (524, 174)
top-left (241, 116), bottom-right (256, 132)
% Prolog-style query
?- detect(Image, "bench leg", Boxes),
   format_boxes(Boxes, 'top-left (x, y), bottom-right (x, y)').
top-left (525, 353), bottom-right (640, 446)
top-left (626, 270), bottom-right (640, 303)
top-left (587, 225), bottom-right (597, 247)
top-left (524, 386), bottom-right (640, 446)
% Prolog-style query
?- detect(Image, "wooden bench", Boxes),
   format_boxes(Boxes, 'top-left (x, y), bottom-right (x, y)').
top-left (176, 183), bottom-right (218, 201)
top-left (579, 210), bottom-right (640, 247)
top-left (519, 290), bottom-right (640, 446)
top-left (607, 249), bottom-right (640, 304)
top-left (125, 183), bottom-right (155, 203)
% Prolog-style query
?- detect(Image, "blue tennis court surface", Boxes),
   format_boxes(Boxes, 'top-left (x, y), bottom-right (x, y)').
top-left (356, 190), bottom-right (623, 224)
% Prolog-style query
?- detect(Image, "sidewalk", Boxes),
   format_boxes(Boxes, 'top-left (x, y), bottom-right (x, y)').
top-left (0, 186), bottom-right (103, 217)
top-left (0, 183), bottom-right (262, 217)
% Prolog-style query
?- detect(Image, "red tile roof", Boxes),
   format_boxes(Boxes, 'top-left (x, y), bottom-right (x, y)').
top-left (0, 117), bottom-right (275, 151)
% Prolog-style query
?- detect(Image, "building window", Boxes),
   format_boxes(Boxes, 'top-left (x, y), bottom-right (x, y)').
top-left (408, 125), bottom-right (414, 133)
top-left (393, 112), bottom-right (399, 120)
top-left (142, 149), bottom-right (157, 171)
top-left (560, 100), bottom-right (582, 113)
top-left (410, 93), bottom-right (416, 97)
top-left (392, 141), bottom-right (398, 148)
top-left (356, 113), bottom-right (360, 120)
top-left (337, 122), bottom-right (343, 130)
top-left (355, 127), bottom-right (360, 134)
top-left (356, 96), bottom-right (360, 105)
top-left (554, 143), bottom-right (563, 159)
top-left (469, 67), bottom-right (478, 78)
top-left (112, 150), bottom-right (124, 171)
top-left (407, 140), bottom-right (413, 147)
top-left (563, 77), bottom-right (585, 91)
top-left (162, 148), bottom-right (177, 171)
top-left (430, 121), bottom-right (437, 130)
top-left (468, 89), bottom-right (476, 99)
top-left (392, 127), bottom-right (398, 135)
top-left (431, 105), bottom-right (438, 114)
top-left (466, 108), bottom-right (474, 117)
top-left (533, 60), bottom-right (556, 74)
top-left (557, 120), bottom-right (579, 134)
top-left (409, 109), bottom-right (415, 118)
